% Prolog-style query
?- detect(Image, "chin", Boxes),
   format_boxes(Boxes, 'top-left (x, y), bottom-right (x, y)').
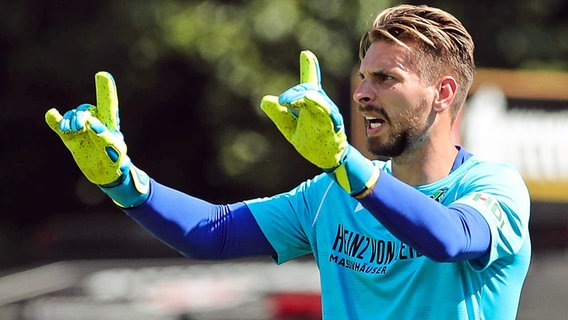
top-left (366, 140), bottom-right (405, 159)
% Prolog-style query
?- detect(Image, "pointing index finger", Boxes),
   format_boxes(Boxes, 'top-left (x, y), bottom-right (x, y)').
top-left (95, 71), bottom-right (120, 131)
top-left (299, 50), bottom-right (321, 85)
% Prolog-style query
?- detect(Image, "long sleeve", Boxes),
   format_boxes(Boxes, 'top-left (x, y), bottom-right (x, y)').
top-left (123, 179), bottom-right (276, 259)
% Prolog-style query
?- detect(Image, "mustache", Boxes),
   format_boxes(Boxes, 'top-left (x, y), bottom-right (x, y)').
top-left (357, 104), bottom-right (390, 123)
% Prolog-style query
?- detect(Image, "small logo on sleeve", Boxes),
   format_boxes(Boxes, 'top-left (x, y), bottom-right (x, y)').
top-left (470, 192), bottom-right (506, 228)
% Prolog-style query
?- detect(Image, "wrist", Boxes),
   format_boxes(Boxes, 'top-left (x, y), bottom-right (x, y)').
top-left (99, 164), bottom-right (150, 208)
top-left (325, 145), bottom-right (380, 196)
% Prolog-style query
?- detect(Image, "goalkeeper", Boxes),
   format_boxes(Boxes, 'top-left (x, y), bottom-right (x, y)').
top-left (46, 4), bottom-right (530, 319)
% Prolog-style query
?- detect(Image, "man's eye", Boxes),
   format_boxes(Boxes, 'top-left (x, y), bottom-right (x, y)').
top-left (359, 72), bottom-right (395, 82)
top-left (378, 74), bottom-right (394, 81)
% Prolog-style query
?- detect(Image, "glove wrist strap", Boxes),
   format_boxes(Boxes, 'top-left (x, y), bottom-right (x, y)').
top-left (325, 146), bottom-right (380, 196)
top-left (99, 164), bottom-right (150, 208)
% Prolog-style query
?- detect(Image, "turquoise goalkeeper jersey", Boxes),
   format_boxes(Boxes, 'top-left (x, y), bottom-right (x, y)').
top-left (245, 155), bottom-right (531, 319)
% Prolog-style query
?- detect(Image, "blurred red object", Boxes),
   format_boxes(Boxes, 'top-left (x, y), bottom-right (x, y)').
top-left (268, 292), bottom-right (322, 319)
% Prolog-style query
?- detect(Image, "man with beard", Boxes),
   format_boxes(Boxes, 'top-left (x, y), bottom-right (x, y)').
top-left (46, 4), bottom-right (531, 319)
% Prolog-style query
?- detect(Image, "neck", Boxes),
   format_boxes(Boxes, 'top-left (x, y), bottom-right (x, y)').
top-left (391, 140), bottom-right (458, 186)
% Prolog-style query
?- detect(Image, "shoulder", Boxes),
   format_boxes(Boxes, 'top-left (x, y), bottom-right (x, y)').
top-left (459, 157), bottom-right (526, 190)
top-left (455, 156), bottom-right (530, 220)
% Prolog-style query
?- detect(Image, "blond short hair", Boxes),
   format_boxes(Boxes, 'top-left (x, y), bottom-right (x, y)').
top-left (359, 5), bottom-right (475, 120)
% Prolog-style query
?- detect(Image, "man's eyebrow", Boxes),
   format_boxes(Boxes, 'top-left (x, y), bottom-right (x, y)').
top-left (358, 69), bottom-right (389, 79)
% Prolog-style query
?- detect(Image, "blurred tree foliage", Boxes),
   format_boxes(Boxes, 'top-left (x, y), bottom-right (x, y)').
top-left (0, 0), bottom-right (566, 266)
top-left (410, 0), bottom-right (568, 70)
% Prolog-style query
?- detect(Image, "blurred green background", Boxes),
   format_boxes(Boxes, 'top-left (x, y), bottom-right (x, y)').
top-left (1, 0), bottom-right (567, 270)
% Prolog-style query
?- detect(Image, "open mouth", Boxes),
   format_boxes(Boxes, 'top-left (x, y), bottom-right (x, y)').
top-left (366, 117), bottom-right (386, 129)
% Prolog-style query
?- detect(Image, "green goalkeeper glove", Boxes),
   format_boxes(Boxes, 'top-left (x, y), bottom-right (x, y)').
top-left (260, 50), bottom-right (380, 196)
top-left (45, 71), bottom-right (149, 208)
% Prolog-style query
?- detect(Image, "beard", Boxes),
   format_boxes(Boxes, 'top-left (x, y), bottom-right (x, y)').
top-left (366, 127), bottom-right (413, 159)
top-left (363, 101), bottom-right (432, 160)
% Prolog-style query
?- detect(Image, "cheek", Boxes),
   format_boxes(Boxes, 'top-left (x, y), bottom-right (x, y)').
top-left (405, 99), bottom-right (434, 134)
top-left (379, 83), bottom-right (432, 124)
top-left (399, 84), bottom-right (433, 118)
top-left (389, 96), bottom-right (429, 135)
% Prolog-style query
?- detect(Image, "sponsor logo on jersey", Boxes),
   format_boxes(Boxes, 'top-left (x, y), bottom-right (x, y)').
top-left (470, 192), bottom-right (506, 228)
top-left (329, 224), bottom-right (422, 275)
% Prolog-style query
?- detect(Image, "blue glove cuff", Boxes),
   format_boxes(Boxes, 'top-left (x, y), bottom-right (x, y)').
top-left (99, 164), bottom-right (150, 208)
top-left (325, 145), bottom-right (380, 196)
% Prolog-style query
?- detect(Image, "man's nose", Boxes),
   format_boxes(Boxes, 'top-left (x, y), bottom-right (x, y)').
top-left (352, 80), bottom-right (374, 106)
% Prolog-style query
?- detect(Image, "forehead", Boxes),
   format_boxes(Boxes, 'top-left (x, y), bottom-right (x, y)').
top-left (359, 40), bottom-right (416, 73)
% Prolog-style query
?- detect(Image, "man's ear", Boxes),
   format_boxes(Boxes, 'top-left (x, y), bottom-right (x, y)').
top-left (434, 76), bottom-right (457, 113)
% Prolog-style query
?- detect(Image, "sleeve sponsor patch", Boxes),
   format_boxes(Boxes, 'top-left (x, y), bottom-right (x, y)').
top-left (466, 192), bottom-right (506, 229)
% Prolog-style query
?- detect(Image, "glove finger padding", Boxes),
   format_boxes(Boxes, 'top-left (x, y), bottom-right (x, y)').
top-left (299, 50), bottom-right (321, 84)
top-left (45, 108), bottom-right (64, 133)
top-left (260, 95), bottom-right (298, 142)
top-left (95, 71), bottom-right (120, 131)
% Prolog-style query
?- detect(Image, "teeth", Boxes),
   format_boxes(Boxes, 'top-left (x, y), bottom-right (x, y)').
top-left (365, 117), bottom-right (384, 129)
top-left (370, 122), bottom-right (382, 129)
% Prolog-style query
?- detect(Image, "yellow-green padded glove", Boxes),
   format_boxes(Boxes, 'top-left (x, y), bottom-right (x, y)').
top-left (261, 51), bottom-right (347, 169)
top-left (45, 72), bottom-right (149, 207)
top-left (260, 50), bottom-right (380, 196)
top-left (45, 72), bottom-right (127, 185)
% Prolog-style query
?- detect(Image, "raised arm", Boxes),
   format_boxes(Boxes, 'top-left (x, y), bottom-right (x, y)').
top-left (45, 72), bottom-right (274, 259)
top-left (260, 51), bottom-right (490, 262)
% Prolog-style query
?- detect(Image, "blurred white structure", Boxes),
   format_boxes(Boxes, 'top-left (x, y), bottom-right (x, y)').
top-left (351, 68), bottom-right (568, 202)
top-left (462, 85), bottom-right (568, 182)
